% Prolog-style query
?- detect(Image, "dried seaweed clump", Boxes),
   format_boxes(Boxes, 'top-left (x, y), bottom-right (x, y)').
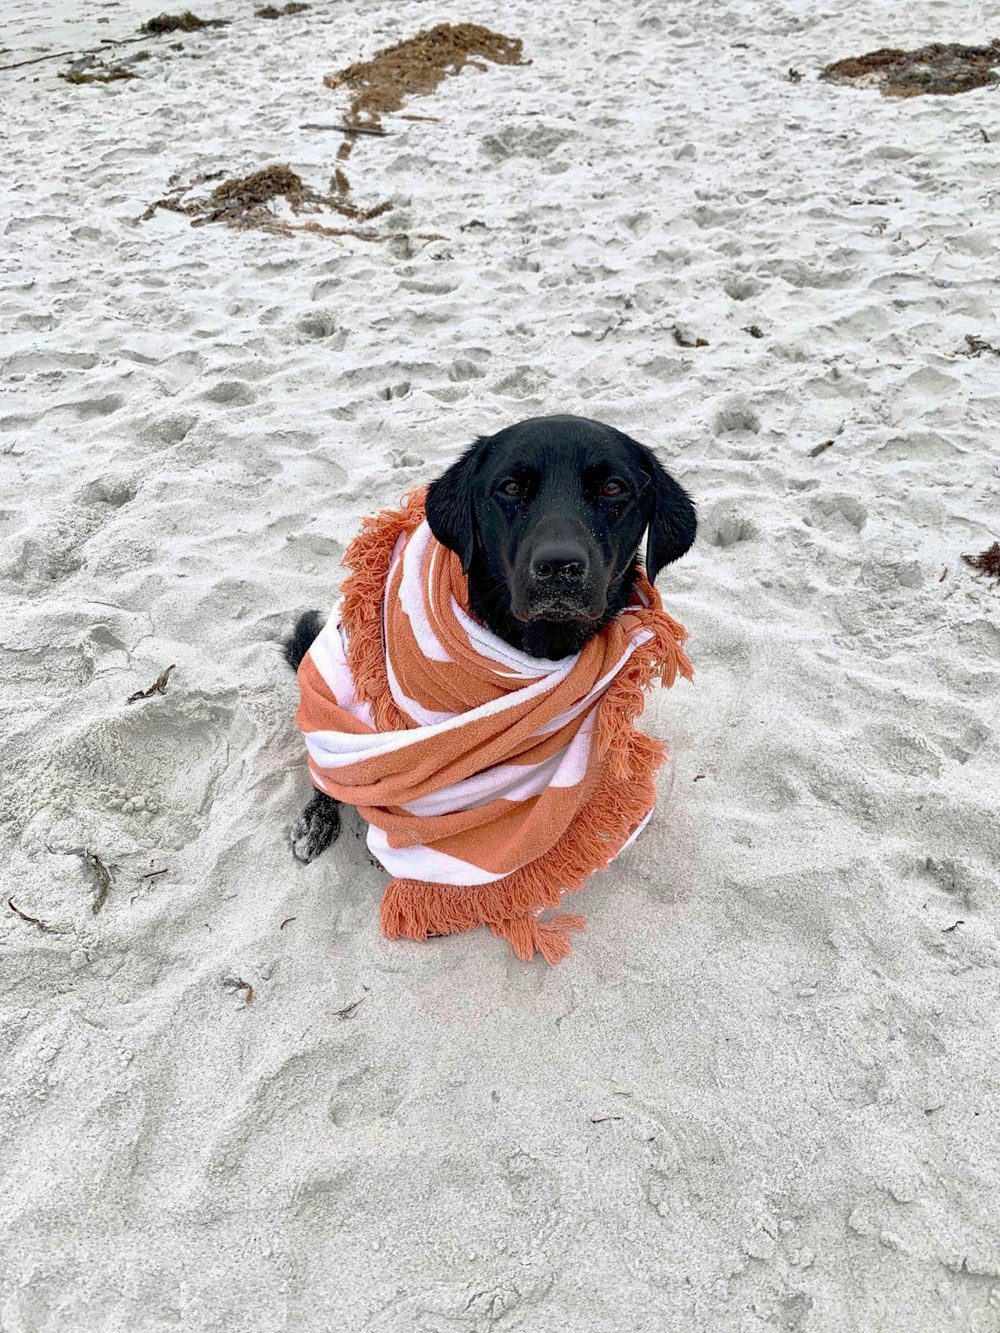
top-left (962, 542), bottom-right (1000, 587)
top-left (139, 10), bottom-right (230, 35)
top-left (324, 22), bottom-right (525, 128)
top-left (127, 663), bottom-right (176, 705)
top-left (60, 62), bottom-right (136, 84)
top-left (964, 334), bottom-right (1000, 358)
top-left (142, 163), bottom-right (386, 238)
top-left (256, 2), bottom-right (309, 16)
top-left (821, 41), bottom-right (1000, 97)
top-left (206, 164), bottom-right (313, 218)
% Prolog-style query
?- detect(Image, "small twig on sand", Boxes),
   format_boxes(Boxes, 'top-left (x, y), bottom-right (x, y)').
top-left (1, 26), bottom-right (182, 73)
top-left (127, 664), bottom-right (176, 705)
top-left (809, 439), bottom-right (835, 457)
top-left (97, 35), bottom-right (154, 48)
top-left (8, 897), bottom-right (52, 932)
top-left (44, 843), bottom-right (114, 914)
top-left (301, 123), bottom-right (388, 135)
top-left (0, 49), bottom-right (75, 71)
top-left (223, 976), bottom-right (254, 1006)
top-left (85, 851), bottom-right (113, 915)
top-left (279, 916), bottom-right (297, 930)
top-left (590, 1115), bottom-right (624, 1124)
top-left (334, 989), bottom-right (369, 1020)
top-left (141, 868), bottom-right (169, 881)
top-left (328, 123), bottom-right (389, 136)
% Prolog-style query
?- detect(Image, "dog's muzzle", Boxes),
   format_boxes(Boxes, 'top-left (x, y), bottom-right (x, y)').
top-left (515, 538), bottom-right (603, 623)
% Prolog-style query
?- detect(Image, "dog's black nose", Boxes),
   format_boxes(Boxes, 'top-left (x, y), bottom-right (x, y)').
top-left (531, 542), bottom-right (589, 580)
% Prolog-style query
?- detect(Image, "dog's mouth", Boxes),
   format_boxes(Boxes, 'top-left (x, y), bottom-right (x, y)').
top-left (513, 602), bottom-right (604, 625)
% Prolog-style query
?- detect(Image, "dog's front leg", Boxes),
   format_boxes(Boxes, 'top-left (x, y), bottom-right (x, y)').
top-left (291, 790), bottom-right (342, 863)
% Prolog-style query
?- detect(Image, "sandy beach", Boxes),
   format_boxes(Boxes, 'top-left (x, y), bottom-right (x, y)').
top-left (1, 1), bottom-right (999, 1328)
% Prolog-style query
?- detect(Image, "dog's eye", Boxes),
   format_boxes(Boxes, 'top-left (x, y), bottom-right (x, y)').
top-left (498, 479), bottom-right (521, 498)
top-left (601, 478), bottom-right (626, 498)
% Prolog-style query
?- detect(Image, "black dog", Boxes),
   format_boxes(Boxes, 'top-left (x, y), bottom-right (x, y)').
top-left (284, 414), bottom-right (696, 864)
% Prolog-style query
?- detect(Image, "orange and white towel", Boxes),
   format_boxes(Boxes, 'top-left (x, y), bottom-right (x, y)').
top-left (295, 490), bottom-right (692, 963)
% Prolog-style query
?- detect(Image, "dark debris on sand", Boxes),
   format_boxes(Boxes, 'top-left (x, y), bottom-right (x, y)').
top-left (323, 23), bottom-right (524, 205)
top-left (255, 2), bottom-right (309, 17)
top-left (59, 45), bottom-right (155, 83)
top-left (206, 164), bottom-right (313, 217)
top-left (127, 663), bottom-right (176, 705)
top-left (139, 10), bottom-right (230, 35)
top-left (60, 64), bottom-right (136, 84)
top-left (821, 41), bottom-right (1000, 97)
top-left (85, 850), bottom-right (113, 915)
top-left (142, 162), bottom-right (389, 238)
top-left (8, 897), bottom-right (53, 932)
top-left (324, 22), bottom-right (525, 129)
top-left (144, 23), bottom-right (526, 243)
top-left (962, 542), bottom-right (1000, 587)
top-left (59, 51), bottom-right (140, 83)
top-left (964, 334), bottom-right (1000, 358)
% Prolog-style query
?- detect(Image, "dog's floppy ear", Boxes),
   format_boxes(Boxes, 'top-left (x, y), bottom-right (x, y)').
top-left (424, 437), bottom-right (487, 572)
top-left (632, 443), bottom-right (697, 584)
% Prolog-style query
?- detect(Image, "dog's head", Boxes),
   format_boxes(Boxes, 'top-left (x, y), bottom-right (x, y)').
top-left (426, 414), bottom-right (696, 655)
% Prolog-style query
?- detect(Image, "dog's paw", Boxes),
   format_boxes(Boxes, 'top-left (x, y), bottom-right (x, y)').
top-left (291, 793), bottom-right (341, 864)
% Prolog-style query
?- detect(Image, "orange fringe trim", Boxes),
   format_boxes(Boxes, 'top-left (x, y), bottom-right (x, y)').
top-left (336, 491), bottom-right (692, 964)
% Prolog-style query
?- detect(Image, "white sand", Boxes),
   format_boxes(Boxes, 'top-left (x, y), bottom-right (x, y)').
top-left (2, 0), bottom-right (999, 1328)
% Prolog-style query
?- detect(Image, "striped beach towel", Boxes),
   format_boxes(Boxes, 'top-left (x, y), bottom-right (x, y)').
top-left (295, 490), bottom-right (692, 963)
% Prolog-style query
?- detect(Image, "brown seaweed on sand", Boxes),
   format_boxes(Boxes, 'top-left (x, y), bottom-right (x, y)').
top-left (325, 23), bottom-right (524, 129)
top-left (139, 11), bottom-right (230, 35)
top-left (223, 976), bottom-right (254, 1006)
top-left (322, 23), bottom-right (523, 211)
top-left (961, 542), bottom-right (1000, 587)
top-left (59, 62), bottom-right (136, 84)
top-left (145, 25), bottom-right (526, 240)
top-left (142, 163), bottom-right (388, 238)
top-left (85, 851), bottom-right (113, 915)
top-left (255, 3), bottom-right (309, 17)
top-left (821, 41), bottom-right (1000, 97)
top-left (964, 334), bottom-right (1000, 358)
top-left (8, 898), bottom-right (53, 932)
top-left (127, 663), bottom-right (176, 705)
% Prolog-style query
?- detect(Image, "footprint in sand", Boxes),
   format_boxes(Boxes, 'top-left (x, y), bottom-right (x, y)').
top-left (712, 396), bottom-right (761, 435)
top-left (202, 380), bottom-right (257, 407)
top-left (805, 494), bottom-right (868, 535)
top-left (491, 366), bottom-right (552, 397)
top-left (502, 1149), bottom-right (560, 1212)
top-left (480, 124), bottom-right (572, 163)
top-left (50, 393), bottom-right (124, 421)
top-left (703, 508), bottom-right (759, 549)
top-left (41, 688), bottom-right (246, 852)
top-left (329, 1062), bottom-right (403, 1127)
top-left (447, 357), bottom-right (488, 382)
top-left (294, 311), bottom-right (346, 347)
